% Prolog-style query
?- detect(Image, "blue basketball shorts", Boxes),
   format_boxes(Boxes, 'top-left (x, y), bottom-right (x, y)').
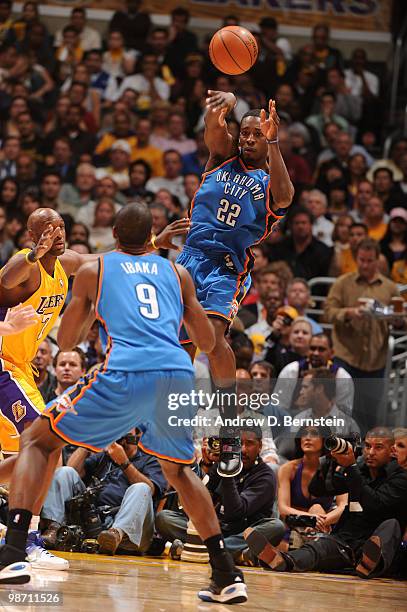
top-left (176, 245), bottom-right (251, 343)
top-left (43, 368), bottom-right (196, 464)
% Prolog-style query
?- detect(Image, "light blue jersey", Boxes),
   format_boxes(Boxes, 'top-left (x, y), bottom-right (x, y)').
top-left (185, 156), bottom-right (285, 274)
top-left (95, 251), bottom-right (193, 374)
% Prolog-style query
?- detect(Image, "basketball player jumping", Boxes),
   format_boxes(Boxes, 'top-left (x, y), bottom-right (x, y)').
top-left (0, 203), bottom-right (248, 604)
top-left (177, 91), bottom-right (294, 475)
top-left (0, 208), bottom-right (188, 570)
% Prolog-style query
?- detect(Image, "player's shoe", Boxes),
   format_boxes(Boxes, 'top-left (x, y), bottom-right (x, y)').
top-left (198, 566), bottom-right (247, 604)
top-left (26, 531), bottom-right (69, 571)
top-left (243, 527), bottom-right (286, 570)
top-left (356, 535), bottom-right (383, 578)
top-left (217, 433), bottom-right (242, 478)
top-left (0, 561), bottom-right (31, 584)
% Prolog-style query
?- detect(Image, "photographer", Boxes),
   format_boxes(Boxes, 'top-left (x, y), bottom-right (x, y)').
top-left (41, 429), bottom-right (167, 555)
top-left (276, 425), bottom-right (348, 551)
top-left (156, 422), bottom-right (285, 565)
top-left (243, 427), bottom-right (407, 579)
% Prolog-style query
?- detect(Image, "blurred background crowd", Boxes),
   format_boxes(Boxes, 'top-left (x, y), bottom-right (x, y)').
top-left (1, 1), bottom-right (407, 433)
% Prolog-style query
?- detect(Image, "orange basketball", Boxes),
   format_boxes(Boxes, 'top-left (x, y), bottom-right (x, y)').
top-left (209, 26), bottom-right (258, 76)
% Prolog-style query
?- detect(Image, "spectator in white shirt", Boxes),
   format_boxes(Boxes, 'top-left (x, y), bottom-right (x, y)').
top-left (345, 48), bottom-right (379, 99)
top-left (95, 140), bottom-right (131, 190)
top-left (102, 30), bottom-right (137, 80)
top-left (115, 53), bottom-right (170, 109)
top-left (292, 369), bottom-right (359, 436)
top-left (275, 335), bottom-right (354, 416)
top-left (54, 7), bottom-right (102, 52)
top-left (305, 189), bottom-right (334, 247)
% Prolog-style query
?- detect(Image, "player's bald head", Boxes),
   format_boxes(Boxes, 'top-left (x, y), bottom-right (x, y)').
top-left (113, 202), bottom-right (152, 248)
top-left (27, 208), bottom-right (63, 235)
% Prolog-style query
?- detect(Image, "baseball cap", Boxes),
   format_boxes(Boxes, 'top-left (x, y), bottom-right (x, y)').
top-left (111, 139), bottom-right (131, 155)
top-left (276, 306), bottom-right (299, 321)
top-left (389, 207), bottom-right (407, 222)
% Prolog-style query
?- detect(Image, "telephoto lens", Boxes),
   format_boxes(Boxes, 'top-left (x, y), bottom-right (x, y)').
top-left (325, 435), bottom-right (349, 454)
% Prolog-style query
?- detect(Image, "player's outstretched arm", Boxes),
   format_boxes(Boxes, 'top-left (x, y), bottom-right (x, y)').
top-left (0, 224), bottom-right (61, 289)
top-left (175, 264), bottom-right (215, 354)
top-left (58, 261), bottom-right (98, 351)
top-left (204, 90), bottom-right (237, 170)
top-left (260, 99), bottom-right (294, 212)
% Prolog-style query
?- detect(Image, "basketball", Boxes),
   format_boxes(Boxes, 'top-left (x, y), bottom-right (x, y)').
top-left (209, 26), bottom-right (258, 75)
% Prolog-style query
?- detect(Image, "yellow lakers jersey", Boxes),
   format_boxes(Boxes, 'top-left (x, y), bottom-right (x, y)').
top-left (0, 249), bottom-right (68, 368)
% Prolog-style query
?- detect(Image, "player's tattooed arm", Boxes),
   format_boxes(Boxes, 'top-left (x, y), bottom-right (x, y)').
top-left (204, 90), bottom-right (238, 171)
top-left (260, 99), bottom-right (294, 212)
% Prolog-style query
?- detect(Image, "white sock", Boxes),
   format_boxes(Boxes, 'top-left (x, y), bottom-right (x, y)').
top-left (29, 515), bottom-right (40, 532)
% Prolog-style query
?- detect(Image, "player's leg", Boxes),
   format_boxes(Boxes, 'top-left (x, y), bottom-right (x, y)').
top-left (206, 318), bottom-right (235, 384)
top-left (159, 459), bottom-right (247, 605)
top-left (0, 417), bottom-right (65, 573)
top-left (205, 317), bottom-right (243, 477)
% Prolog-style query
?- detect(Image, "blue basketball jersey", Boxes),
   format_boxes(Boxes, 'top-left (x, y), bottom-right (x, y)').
top-left (185, 156), bottom-right (284, 274)
top-left (96, 252), bottom-right (193, 374)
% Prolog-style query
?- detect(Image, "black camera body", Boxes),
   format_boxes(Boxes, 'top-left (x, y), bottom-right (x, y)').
top-left (285, 514), bottom-right (317, 529)
top-left (54, 479), bottom-right (105, 552)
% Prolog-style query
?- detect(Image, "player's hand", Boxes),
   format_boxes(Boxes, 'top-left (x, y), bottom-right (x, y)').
top-left (155, 218), bottom-right (191, 251)
top-left (206, 90), bottom-right (236, 114)
top-left (260, 99), bottom-right (280, 141)
top-left (106, 442), bottom-right (128, 465)
top-left (3, 304), bottom-right (39, 334)
top-left (32, 224), bottom-right (63, 260)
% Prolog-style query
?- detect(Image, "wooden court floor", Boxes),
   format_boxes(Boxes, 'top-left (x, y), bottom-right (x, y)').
top-left (0, 552), bottom-right (405, 612)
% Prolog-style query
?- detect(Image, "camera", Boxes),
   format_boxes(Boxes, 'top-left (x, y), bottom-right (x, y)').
top-left (325, 433), bottom-right (361, 455)
top-left (285, 514), bottom-right (317, 529)
top-left (54, 479), bottom-right (105, 552)
top-left (116, 432), bottom-right (139, 446)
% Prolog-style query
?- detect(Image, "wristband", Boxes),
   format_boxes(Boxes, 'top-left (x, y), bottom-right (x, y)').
top-left (266, 138), bottom-right (279, 145)
top-left (25, 250), bottom-right (38, 265)
top-left (119, 460), bottom-right (131, 471)
top-left (151, 234), bottom-right (159, 250)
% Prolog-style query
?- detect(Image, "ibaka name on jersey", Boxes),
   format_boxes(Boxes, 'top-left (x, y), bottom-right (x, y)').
top-left (215, 169), bottom-right (266, 201)
top-left (120, 261), bottom-right (158, 275)
top-left (37, 294), bottom-right (65, 314)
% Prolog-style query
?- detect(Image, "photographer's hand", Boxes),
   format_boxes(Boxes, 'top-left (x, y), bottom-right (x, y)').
top-left (314, 514), bottom-right (327, 531)
top-left (106, 442), bottom-right (128, 465)
top-left (331, 445), bottom-right (356, 467)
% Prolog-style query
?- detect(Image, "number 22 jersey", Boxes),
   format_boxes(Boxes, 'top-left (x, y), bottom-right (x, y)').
top-left (185, 156), bottom-right (285, 274)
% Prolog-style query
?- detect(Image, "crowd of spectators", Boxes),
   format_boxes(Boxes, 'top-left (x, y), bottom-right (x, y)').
top-left (0, 0), bottom-right (406, 580)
